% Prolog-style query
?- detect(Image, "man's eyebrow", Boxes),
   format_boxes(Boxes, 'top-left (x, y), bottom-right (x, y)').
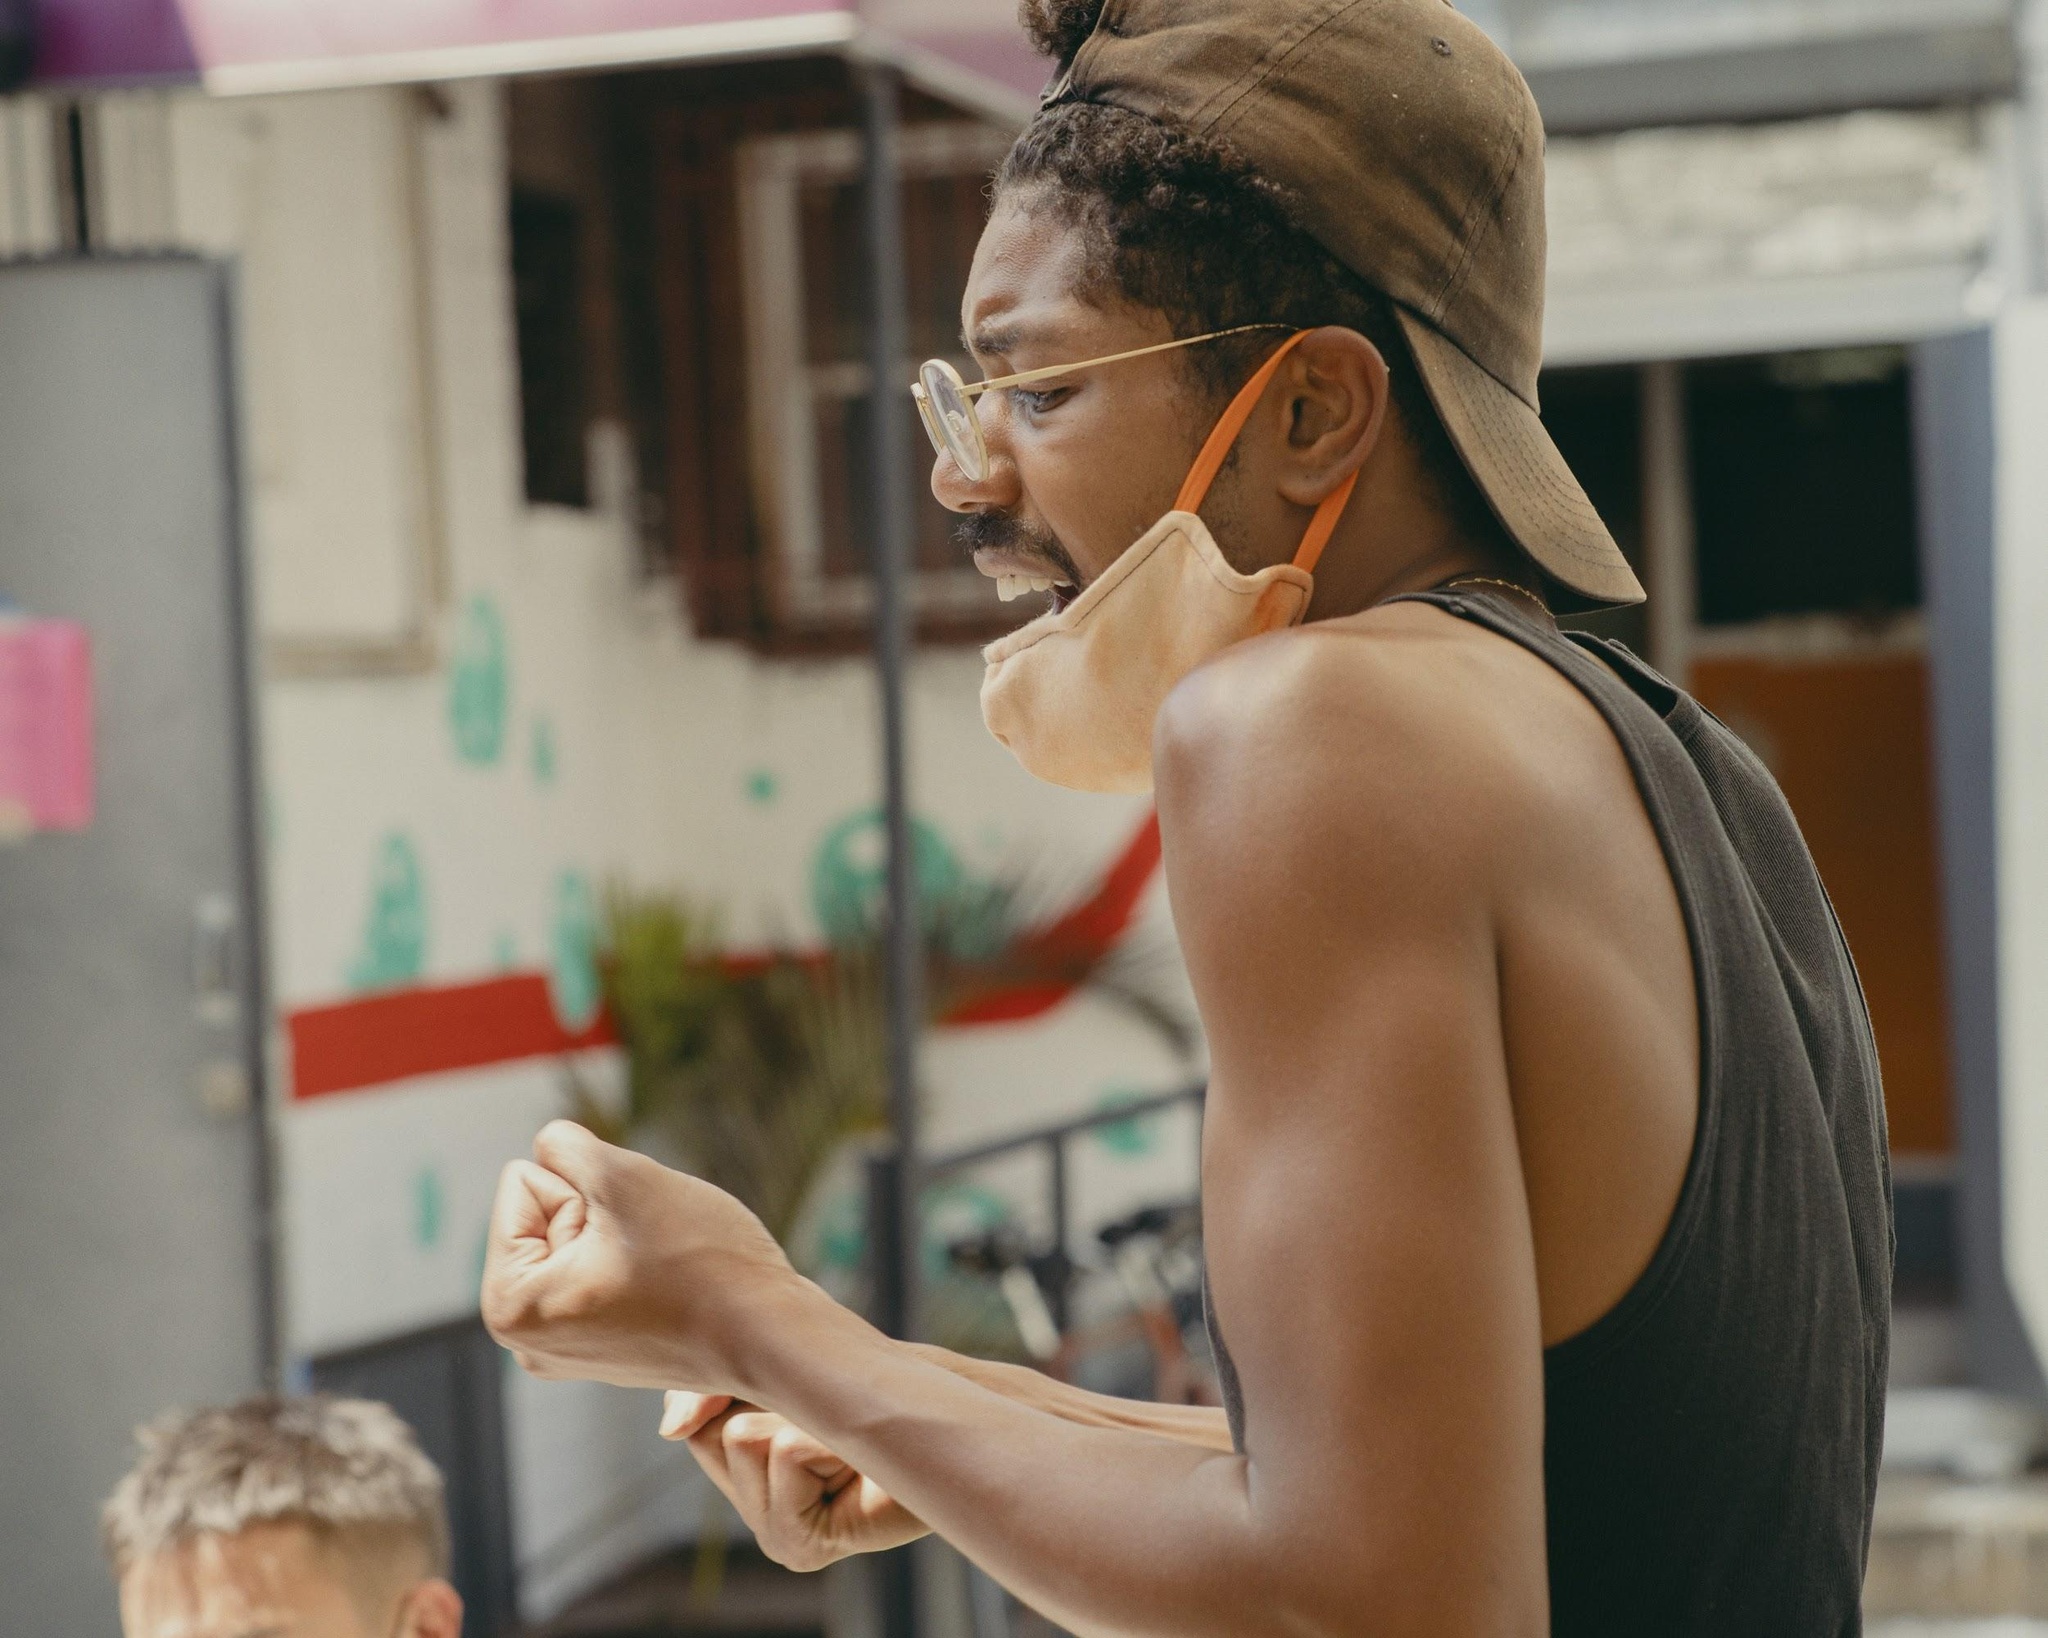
top-left (965, 323), bottom-right (1029, 360)
top-left (228, 1626), bottom-right (289, 1637)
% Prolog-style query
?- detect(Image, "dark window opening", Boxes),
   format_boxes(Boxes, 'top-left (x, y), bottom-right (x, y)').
top-left (510, 186), bottom-right (591, 509)
top-left (1539, 364), bottom-right (1648, 654)
top-left (602, 55), bottom-right (1012, 652)
top-left (802, 164), bottom-right (1001, 589)
top-left (1687, 347), bottom-right (1920, 626)
top-left (1894, 1174), bottom-right (1959, 1306)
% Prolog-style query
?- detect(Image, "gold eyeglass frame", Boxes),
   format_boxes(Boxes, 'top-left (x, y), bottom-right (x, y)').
top-left (910, 323), bottom-right (1290, 483)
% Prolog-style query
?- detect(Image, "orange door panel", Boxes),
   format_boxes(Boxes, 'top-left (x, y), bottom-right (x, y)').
top-left (1691, 653), bottom-right (1952, 1157)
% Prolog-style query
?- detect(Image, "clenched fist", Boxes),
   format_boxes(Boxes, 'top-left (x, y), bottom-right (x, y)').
top-left (659, 1392), bottom-right (929, 1572)
top-left (481, 1121), bottom-right (805, 1395)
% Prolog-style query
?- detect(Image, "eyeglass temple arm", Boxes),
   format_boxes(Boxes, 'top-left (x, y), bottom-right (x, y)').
top-left (948, 324), bottom-right (1291, 400)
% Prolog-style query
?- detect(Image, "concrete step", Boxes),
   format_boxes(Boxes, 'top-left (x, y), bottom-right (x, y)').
top-left (1868, 1474), bottom-right (2048, 1622)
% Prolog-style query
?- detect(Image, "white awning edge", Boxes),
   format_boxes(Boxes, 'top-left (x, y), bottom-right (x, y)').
top-left (856, 31), bottom-right (1038, 129)
top-left (199, 11), bottom-right (860, 97)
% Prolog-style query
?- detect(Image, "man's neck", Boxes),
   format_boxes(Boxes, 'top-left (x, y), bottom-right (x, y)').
top-left (1305, 517), bottom-right (1538, 623)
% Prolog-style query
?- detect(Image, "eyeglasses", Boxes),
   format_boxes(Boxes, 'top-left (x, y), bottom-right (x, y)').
top-left (911, 324), bottom-right (1291, 484)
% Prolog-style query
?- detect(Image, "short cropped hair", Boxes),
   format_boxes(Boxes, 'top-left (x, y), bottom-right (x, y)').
top-left (102, 1396), bottom-right (450, 1582)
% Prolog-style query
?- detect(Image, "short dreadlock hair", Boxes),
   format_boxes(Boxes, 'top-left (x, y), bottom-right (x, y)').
top-left (1002, 0), bottom-right (1510, 549)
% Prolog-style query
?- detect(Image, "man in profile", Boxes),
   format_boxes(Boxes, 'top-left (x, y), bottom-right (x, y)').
top-left (481, 0), bottom-right (1892, 1630)
top-left (104, 1395), bottom-right (463, 1638)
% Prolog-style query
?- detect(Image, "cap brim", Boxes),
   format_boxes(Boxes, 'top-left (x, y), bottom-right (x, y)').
top-left (1396, 309), bottom-right (1645, 608)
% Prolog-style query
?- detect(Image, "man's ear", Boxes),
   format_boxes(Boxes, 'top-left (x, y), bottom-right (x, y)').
top-left (1275, 327), bottom-right (1390, 507)
top-left (398, 1579), bottom-right (464, 1638)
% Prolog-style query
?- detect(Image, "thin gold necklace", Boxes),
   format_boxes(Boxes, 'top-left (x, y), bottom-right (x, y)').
top-left (1442, 574), bottom-right (1553, 621)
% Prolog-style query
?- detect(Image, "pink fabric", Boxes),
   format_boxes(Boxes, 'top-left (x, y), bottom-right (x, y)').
top-left (0, 620), bottom-right (95, 835)
top-left (35, 0), bottom-right (198, 84)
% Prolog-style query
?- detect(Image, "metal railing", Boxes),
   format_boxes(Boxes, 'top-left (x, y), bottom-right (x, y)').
top-left (916, 1081), bottom-right (1207, 1331)
top-left (906, 1082), bottom-right (1208, 1638)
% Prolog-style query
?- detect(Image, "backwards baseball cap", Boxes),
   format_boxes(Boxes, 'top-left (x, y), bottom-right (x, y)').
top-left (1041, 0), bottom-right (1645, 608)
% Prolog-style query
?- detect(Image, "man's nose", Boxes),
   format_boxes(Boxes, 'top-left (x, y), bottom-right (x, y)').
top-left (929, 408), bottom-right (1022, 515)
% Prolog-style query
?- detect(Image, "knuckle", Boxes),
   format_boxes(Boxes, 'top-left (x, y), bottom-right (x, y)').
top-left (724, 1413), bottom-right (776, 1456)
top-left (480, 1289), bottom-right (530, 1342)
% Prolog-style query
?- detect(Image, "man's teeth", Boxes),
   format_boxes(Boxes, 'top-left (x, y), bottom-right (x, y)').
top-left (996, 574), bottom-right (1061, 603)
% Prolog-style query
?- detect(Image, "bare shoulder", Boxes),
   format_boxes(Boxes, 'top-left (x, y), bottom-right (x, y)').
top-left (1154, 601), bottom-right (1580, 890)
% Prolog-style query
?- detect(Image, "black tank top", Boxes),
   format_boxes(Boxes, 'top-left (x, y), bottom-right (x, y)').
top-left (1203, 587), bottom-right (1893, 1636)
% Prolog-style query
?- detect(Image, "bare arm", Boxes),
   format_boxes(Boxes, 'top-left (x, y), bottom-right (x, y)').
top-left (656, 1347), bottom-right (1232, 1572)
top-left (668, 1346), bottom-right (1230, 1452)
top-left (666, 1345), bottom-right (1230, 1448)
top-left (485, 640), bottom-right (1550, 1637)
top-left (913, 1346), bottom-right (1234, 1449)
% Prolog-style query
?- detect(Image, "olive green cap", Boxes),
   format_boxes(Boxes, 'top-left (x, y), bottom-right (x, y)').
top-left (1043, 0), bottom-right (1645, 607)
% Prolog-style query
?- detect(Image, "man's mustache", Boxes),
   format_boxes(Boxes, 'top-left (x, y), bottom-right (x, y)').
top-left (954, 512), bottom-right (1086, 589)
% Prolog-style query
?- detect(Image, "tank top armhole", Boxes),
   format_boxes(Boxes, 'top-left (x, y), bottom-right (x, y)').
top-left (1543, 703), bottom-right (1724, 1384)
top-left (1394, 596), bottom-right (1727, 1385)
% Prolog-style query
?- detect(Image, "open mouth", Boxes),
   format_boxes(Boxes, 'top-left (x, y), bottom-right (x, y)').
top-left (994, 573), bottom-right (1078, 613)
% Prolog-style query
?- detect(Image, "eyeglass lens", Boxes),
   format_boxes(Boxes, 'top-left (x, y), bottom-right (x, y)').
top-left (917, 360), bottom-right (988, 482)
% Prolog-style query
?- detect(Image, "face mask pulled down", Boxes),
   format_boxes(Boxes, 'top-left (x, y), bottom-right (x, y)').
top-left (980, 331), bottom-right (1359, 794)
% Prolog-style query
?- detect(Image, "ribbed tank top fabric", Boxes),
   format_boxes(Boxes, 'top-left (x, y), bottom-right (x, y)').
top-left (1201, 587), bottom-right (1892, 1636)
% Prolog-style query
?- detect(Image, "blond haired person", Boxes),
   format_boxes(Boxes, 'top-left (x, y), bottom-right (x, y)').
top-left (103, 1396), bottom-right (463, 1638)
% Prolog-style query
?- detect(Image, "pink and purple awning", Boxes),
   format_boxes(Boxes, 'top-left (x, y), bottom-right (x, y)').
top-left (32, 0), bottom-right (1047, 116)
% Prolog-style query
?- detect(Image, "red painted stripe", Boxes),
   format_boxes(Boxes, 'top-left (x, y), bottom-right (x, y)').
top-left (940, 813), bottom-right (1165, 1027)
top-left (1028, 811), bottom-right (1162, 963)
top-left (287, 813), bottom-right (1165, 1099)
top-left (941, 983), bottom-right (1077, 1027)
top-left (289, 974), bottom-right (614, 1101)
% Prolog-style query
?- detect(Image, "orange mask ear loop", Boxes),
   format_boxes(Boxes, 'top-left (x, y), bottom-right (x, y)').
top-left (1171, 331), bottom-right (1361, 575)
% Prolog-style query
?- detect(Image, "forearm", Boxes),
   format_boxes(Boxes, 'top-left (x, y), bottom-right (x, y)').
top-left (742, 1290), bottom-right (1296, 1638)
top-left (908, 1343), bottom-right (1235, 1452)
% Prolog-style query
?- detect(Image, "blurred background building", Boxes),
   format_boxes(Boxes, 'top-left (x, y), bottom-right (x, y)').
top-left (4, 0), bottom-right (2048, 1632)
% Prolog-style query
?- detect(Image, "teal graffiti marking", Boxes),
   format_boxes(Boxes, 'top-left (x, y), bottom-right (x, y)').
top-left (413, 1165), bottom-right (446, 1250)
top-left (449, 595), bottom-right (510, 766)
top-left (531, 714), bottom-right (558, 787)
top-left (920, 1181), bottom-right (1011, 1280)
top-left (810, 808), bottom-right (965, 946)
top-left (813, 1188), bottom-right (867, 1275)
top-left (745, 769), bottom-right (779, 806)
top-left (1092, 1089), bottom-right (1164, 1160)
top-left (492, 930), bottom-right (520, 972)
top-left (348, 834), bottom-right (427, 992)
top-left (812, 1177), bottom-right (1011, 1279)
top-left (549, 869), bottom-right (602, 1031)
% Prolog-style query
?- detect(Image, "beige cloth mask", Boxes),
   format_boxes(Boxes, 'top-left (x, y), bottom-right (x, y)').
top-left (981, 332), bottom-right (1360, 793)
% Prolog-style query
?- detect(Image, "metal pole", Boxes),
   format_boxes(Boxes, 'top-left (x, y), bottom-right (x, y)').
top-left (860, 49), bottom-right (922, 1355)
top-left (862, 57), bottom-right (923, 1638)
top-left (1641, 361), bottom-right (1696, 688)
top-left (213, 266), bottom-right (284, 1392)
top-left (1046, 1137), bottom-right (1071, 1332)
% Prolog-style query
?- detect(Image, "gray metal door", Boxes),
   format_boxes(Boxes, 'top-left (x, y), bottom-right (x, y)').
top-left (1913, 329), bottom-right (2044, 1401)
top-left (0, 258), bottom-right (273, 1629)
